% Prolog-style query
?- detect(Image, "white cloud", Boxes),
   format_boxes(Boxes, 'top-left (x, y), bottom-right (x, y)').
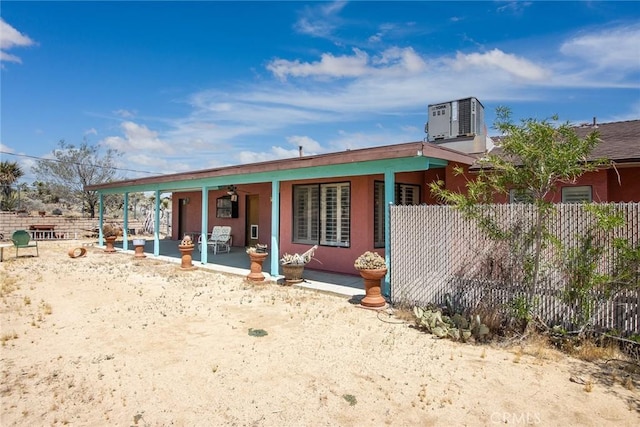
top-left (113, 109), bottom-right (136, 119)
top-left (496, 2), bottom-right (533, 15)
top-left (452, 49), bottom-right (550, 81)
top-left (293, 1), bottom-right (347, 38)
top-left (267, 47), bottom-right (427, 81)
top-left (0, 19), bottom-right (36, 66)
top-left (268, 49), bottom-right (370, 80)
top-left (103, 22), bottom-right (639, 173)
top-left (0, 51), bottom-right (22, 64)
top-left (560, 23), bottom-right (640, 71)
top-left (102, 121), bottom-right (174, 154)
top-left (84, 128), bottom-right (98, 136)
top-left (286, 135), bottom-right (323, 153)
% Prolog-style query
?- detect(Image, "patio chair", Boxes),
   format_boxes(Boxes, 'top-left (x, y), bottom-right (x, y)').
top-left (198, 226), bottom-right (232, 254)
top-left (11, 230), bottom-right (39, 258)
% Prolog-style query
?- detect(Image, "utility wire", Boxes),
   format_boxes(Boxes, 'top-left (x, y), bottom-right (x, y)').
top-left (0, 150), bottom-right (157, 175)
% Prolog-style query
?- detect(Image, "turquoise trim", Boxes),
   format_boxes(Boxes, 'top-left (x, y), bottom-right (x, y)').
top-left (154, 190), bottom-right (160, 256)
top-left (270, 180), bottom-right (280, 277)
top-left (95, 156), bottom-right (440, 195)
top-left (98, 194), bottom-right (104, 246)
top-left (200, 188), bottom-right (209, 264)
top-left (383, 170), bottom-right (394, 298)
top-left (122, 192), bottom-right (129, 251)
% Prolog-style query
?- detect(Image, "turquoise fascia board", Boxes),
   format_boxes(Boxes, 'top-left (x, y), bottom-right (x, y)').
top-left (96, 156), bottom-right (446, 195)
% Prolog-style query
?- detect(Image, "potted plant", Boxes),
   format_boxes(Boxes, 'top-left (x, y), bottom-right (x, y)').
top-left (246, 244), bottom-right (268, 282)
top-left (132, 238), bottom-right (146, 259)
top-left (178, 235), bottom-right (196, 269)
top-left (103, 223), bottom-right (120, 253)
top-left (280, 245), bottom-right (318, 285)
top-left (354, 251), bottom-right (387, 308)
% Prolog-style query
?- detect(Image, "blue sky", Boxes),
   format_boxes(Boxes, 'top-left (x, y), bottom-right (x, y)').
top-left (2, 1), bottom-right (639, 183)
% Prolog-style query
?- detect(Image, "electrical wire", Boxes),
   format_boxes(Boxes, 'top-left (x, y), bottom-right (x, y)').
top-left (0, 151), bottom-right (157, 175)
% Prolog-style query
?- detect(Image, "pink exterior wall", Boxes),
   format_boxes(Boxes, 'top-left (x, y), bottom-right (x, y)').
top-left (608, 166), bottom-right (640, 202)
top-left (279, 176), bottom-right (374, 275)
top-left (424, 165), bottom-right (640, 204)
top-left (546, 170), bottom-right (609, 203)
top-left (171, 183), bottom-right (272, 246)
top-left (278, 172), bottom-right (429, 275)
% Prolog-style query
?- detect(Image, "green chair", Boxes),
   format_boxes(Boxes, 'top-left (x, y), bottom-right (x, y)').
top-left (11, 230), bottom-right (39, 258)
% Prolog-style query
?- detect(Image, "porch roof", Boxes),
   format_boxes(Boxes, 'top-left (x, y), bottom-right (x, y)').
top-left (86, 140), bottom-right (476, 194)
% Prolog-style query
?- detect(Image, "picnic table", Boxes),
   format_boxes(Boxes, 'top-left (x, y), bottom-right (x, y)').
top-left (29, 224), bottom-right (56, 239)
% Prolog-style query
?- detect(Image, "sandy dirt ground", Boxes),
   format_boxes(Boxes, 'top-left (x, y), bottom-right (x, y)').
top-left (1, 240), bottom-right (639, 426)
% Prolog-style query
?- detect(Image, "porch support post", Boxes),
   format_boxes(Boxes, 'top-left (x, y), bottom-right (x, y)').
top-left (122, 192), bottom-right (129, 251)
top-left (200, 187), bottom-right (209, 264)
top-left (98, 193), bottom-right (104, 246)
top-left (383, 170), bottom-right (394, 298)
top-left (270, 180), bottom-right (280, 277)
top-left (153, 190), bottom-right (161, 256)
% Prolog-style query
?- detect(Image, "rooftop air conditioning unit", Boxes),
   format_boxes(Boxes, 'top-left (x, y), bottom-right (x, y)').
top-left (425, 97), bottom-right (485, 142)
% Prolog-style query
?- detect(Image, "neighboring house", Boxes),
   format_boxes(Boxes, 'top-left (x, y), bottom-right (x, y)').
top-left (85, 118), bottom-right (639, 277)
top-left (449, 119), bottom-right (640, 204)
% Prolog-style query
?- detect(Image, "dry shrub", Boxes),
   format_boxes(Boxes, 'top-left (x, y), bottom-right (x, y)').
top-left (471, 302), bottom-right (504, 333)
top-left (1, 276), bottom-right (19, 297)
top-left (519, 332), bottom-right (562, 362)
top-left (570, 339), bottom-right (619, 362)
top-left (391, 301), bottom-right (416, 323)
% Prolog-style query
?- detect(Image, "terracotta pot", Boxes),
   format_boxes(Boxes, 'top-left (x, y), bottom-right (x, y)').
top-left (247, 252), bottom-right (269, 282)
top-left (104, 236), bottom-right (117, 253)
top-left (281, 264), bottom-right (305, 284)
top-left (133, 241), bottom-right (146, 259)
top-left (359, 268), bottom-right (387, 307)
top-left (178, 244), bottom-right (195, 269)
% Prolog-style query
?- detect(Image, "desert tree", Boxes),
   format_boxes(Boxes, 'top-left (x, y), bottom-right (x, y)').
top-left (0, 160), bottom-right (25, 211)
top-left (32, 140), bottom-right (122, 218)
top-left (431, 107), bottom-right (609, 289)
top-left (428, 108), bottom-right (616, 332)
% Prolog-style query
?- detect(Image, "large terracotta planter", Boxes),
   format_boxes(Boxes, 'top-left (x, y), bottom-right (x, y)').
top-left (178, 244), bottom-right (196, 269)
top-left (359, 268), bottom-right (387, 308)
top-left (104, 236), bottom-right (117, 253)
top-left (133, 239), bottom-right (146, 259)
top-left (281, 264), bottom-right (305, 284)
top-left (247, 252), bottom-right (269, 282)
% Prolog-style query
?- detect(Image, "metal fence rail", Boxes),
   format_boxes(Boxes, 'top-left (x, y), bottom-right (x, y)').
top-left (390, 203), bottom-right (640, 334)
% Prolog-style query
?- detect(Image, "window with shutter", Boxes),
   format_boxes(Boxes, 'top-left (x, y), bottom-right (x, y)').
top-left (292, 182), bottom-right (349, 246)
top-left (509, 189), bottom-right (534, 204)
top-left (561, 186), bottom-right (592, 203)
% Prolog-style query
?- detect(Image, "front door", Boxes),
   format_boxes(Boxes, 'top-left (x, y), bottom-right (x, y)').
top-left (246, 195), bottom-right (259, 246)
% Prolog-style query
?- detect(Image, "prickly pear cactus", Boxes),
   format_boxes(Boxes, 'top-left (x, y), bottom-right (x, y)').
top-left (413, 306), bottom-right (490, 342)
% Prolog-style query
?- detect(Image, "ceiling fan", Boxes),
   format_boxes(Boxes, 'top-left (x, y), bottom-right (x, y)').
top-left (226, 185), bottom-right (249, 201)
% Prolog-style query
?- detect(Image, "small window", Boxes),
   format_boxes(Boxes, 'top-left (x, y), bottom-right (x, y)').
top-left (562, 186), bottom-right (592, 203)
top-left (509, 189), bottom-right (534, 204)
top-left (216, 195), bottom-right (239, 218)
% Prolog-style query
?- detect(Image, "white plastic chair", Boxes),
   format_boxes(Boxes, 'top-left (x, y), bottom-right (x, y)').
top-left (198, 226), bottom-right (232, 254)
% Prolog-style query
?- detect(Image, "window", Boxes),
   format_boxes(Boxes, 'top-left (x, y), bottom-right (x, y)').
top-left (562, 186), bottom-right (592, 203)
top-left (374, 182), bottom-right (420, 247)
top-left (216, 196), bottom-right (238, 218)
top-left (509, 188), bottom-right (534, 204)
top-left (293, 182), bottom-right (350, 247)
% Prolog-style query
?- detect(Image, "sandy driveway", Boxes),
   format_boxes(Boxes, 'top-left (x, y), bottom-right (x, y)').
top-left (1, 240), bottom-right (638, 426)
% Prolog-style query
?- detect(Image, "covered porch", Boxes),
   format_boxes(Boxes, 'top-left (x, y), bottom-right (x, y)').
top-left (109, 238), bottom-right (364, 297)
